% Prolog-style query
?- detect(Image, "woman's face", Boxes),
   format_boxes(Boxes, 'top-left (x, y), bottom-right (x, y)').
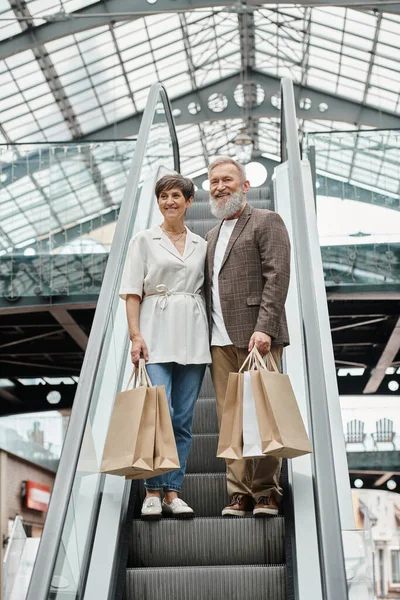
top-left (157, 187), bottom-right (192, 221)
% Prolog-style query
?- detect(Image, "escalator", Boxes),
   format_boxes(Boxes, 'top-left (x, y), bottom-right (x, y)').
top-left (125, 347), bottom-right (288, 599)
top-left (15, 80), bottom-right (371, 600)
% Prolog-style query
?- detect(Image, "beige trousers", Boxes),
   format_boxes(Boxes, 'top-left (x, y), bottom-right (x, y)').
top-left (210, 344), bottom-right (283, 502)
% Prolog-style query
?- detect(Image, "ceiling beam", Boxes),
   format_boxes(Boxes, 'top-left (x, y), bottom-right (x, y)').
top-left (363, 316), bottom-right (400, 393)
top-left (0, 387), bottom-right (23, 405)
top-left (1, 0), bottom-right (400, 61)
top-left (330, 317), bottom-right (389, 332)
top-left (49, 308), bottom-right (88, 351)
top-left (2, 71), bottom-right (399, 187)
top-left (84, 71), bottom-right (400, 140)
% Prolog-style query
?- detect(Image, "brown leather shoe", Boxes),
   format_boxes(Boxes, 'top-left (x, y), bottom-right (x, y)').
top-left (253, 495), bottom-right (279, 517)
top-left (222, 494), bottom-right (254, 517)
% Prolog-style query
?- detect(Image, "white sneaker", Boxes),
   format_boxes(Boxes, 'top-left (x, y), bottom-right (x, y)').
top-left (162, 498), bottom-right (195, 519)
top-left (141, 496), bottom-right (162, 520)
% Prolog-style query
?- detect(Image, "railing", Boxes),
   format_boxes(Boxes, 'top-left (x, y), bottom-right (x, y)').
top-left (277, 78), bottom-right (350, 599)
top-left (25, 83), bottom-right (179, 600)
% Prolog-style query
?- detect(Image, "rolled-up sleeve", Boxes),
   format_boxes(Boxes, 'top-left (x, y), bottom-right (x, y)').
top-left (119, 236), bottom-right (145, 301)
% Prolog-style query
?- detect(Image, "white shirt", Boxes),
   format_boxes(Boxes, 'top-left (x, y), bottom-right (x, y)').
top-left (211, 219), bottom-right (238, 346)
top-left (120, 225), bottom-right (211, 365)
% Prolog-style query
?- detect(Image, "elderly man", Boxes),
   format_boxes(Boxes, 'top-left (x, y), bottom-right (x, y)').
top-left (205, 156), bottom-right (291, 517)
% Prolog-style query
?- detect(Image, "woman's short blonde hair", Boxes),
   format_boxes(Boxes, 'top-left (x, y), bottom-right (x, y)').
top-left (208, 156), bottom-right (246, 183)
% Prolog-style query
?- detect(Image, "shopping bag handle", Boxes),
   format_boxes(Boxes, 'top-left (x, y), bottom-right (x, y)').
top-left (125, 359), bottom-right (153, 390)
top-left (253, 346), bottom-right (280, 373)
top-left (239, 347), bottom-right (280, 373)
top-left (239, 347), bottom-right (266, 372)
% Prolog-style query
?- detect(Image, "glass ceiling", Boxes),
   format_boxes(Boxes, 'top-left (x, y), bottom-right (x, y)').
top-left (0, 2), bottom-right (399, 250)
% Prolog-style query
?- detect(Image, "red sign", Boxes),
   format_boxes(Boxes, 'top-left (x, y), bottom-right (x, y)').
top-left (22, 481), bottom-right (51, 512)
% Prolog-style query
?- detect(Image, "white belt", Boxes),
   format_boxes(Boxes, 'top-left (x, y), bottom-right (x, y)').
top-left (146, 284), bottom-right (202, 312)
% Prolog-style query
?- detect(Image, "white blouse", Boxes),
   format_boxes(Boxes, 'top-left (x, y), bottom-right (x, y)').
top-left (120, 224), bottom-right (211, 365)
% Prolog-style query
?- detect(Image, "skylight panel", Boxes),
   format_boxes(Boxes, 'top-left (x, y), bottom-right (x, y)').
top-left (376, 175), bottom-right (398, 193)
top-left (163, 73), bottom-right (192, 99)
top-left (10, 226), bottom-right (37, 244)
top-left (95, 77), bottom-right (129, 105)
top-left (123, 46), bottom-right (153, 72)
top-left (153, 40), bottom-right (185, 62)
top-left (0, 9), bottom-right (21, 41)
top-left (78, 110), bottom-right (107, 136)
top-left (367, 87), bottom-right (399, 112)
top-left (57, 206), bottom-right (85, 224)
top-left (115, 24), bottom-right (149, 49)
top-left (370, 69), bottom-right (399, 93)
top-left (2, 212), bottom-right (29, 233)
top-left (342, 32), bottom-right (373, 52)
top-left (129, 65), bottom-right (158, 93)
top-left (91, 64), bottom-right (123, 87)
top-left (42, 122), bottom-right (72, 141)
top-left (70, 89), bottom-right (98, 114)
top-left (6, 120), bottom-right (39, 140)
top-left (53, 53), bottom-right (84, 76)
top-left (22, 82), bottom-right (51, 102)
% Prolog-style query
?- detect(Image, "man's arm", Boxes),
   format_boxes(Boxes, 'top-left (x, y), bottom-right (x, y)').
top-left (253, 211), bottom-right (291, 343)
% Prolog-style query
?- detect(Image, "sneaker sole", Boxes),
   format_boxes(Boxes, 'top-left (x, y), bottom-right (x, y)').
top-left (253, 508), bottom-right (279, 517)
top-left (221, 509), bottom-right (252, 517)
top-left (163, 511), bottom-right (195, 519)
top-left (141, 513), bottom-right (162, 521)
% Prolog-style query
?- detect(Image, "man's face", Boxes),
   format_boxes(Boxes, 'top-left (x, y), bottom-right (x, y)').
top-left (209, 163), bottom-right (248, 205)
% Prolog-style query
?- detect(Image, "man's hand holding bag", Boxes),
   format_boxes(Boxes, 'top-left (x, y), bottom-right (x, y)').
top-left (217, 347), bottom-right (312, 460)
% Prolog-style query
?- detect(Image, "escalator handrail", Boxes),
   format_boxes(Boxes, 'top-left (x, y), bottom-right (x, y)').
top-left (26, 83), bottom-right (180, 600)
top-left (279, 77), bottom-right (348, 599)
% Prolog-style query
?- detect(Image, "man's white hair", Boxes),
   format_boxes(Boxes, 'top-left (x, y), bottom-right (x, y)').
top-left (208, 156), bottom-right (246, 182)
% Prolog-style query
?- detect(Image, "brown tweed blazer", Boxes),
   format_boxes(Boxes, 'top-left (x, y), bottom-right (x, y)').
top-left (204, 203), bottom-right (290, 348)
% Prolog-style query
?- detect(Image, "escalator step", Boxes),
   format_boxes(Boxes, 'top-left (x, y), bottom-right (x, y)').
top-left (126, 565), bottom-right (286, 600)
top-left (176, 473), bottom-right (228, 518)
top-left (199, 369), bottom-right (214, 398)
top-left (187, 434), bottom-right (223, 473)
top-left (136, 473), bottom-right (228, 518)
top-left (192, 398), bottom-right (219, 434)
top-left (130, 517), bottom-right (285, 568)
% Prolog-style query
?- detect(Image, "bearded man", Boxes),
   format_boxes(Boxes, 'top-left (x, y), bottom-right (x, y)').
top-left (204, 156), bottom-right (291, 517)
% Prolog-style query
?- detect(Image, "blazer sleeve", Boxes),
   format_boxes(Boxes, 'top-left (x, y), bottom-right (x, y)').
top-left (119, 235), bottom-right (145, 301)
top-left (255, 212), bottom-right (291, 339)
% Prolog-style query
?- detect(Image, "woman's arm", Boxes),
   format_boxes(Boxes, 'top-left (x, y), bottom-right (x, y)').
top-left (126, 294), bottom-right (149, 366)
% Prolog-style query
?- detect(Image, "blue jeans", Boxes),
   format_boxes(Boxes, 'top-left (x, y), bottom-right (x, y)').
top-left (145, 362), bottom-right (206, 493)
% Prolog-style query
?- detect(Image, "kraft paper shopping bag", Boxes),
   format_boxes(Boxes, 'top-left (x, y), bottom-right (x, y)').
top-left (253, 348), bottom-right (312, 459)
top-left (126, 383), bottom-right (180, 480)
top-left (100, 360), bottom-right (156, 477)
top-left (216, 371), bottom-right (243, 460)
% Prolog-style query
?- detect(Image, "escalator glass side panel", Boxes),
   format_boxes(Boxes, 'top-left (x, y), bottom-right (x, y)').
top-left (25, 84), bottom-right (178, 600)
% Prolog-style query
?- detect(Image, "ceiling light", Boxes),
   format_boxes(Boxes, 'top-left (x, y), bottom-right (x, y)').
top-left (233, 128), bottom-right (253, 165)
top-left (47, 390), bottom-right (61, 405)
top-left (388, 381), bottom-right (399, 392)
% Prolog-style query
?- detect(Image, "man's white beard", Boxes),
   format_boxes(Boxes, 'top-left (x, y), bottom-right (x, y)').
top-left (209, 190), bottom-right (244, 219)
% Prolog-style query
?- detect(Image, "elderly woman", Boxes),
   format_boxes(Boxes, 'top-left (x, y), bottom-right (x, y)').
top-left (120, 174), bottom-right (210, 519)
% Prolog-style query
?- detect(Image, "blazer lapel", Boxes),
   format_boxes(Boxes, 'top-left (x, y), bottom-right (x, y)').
top-left (220, 204), bottom-right (252, 271)
top-left (206, 222), bottom-right (223, 277)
